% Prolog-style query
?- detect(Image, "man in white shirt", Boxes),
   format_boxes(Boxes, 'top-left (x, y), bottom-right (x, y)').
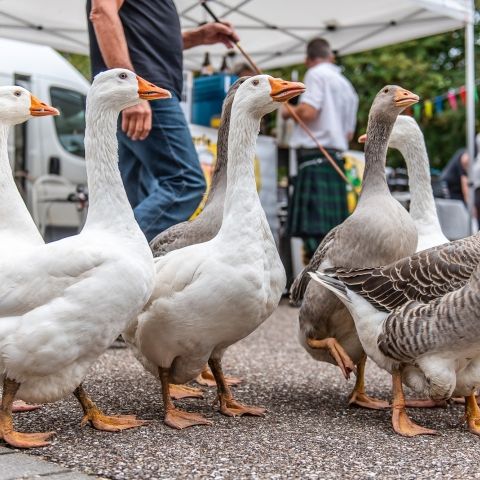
top-left (282, 38), bottom-right (358, 261)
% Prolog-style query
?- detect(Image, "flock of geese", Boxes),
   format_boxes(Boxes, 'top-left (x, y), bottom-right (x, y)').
top-left (0, 68), bottom-right (477, 450)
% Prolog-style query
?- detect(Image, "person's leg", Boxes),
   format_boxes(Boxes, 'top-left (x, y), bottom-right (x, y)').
top-left (127, 96), bottom-right (206, 241)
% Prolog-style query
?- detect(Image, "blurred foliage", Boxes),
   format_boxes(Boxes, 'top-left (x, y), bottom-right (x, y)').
top-left (60, 53), bottom-right (91, 81)
top-left (268, 9), bottom-right (480, 169)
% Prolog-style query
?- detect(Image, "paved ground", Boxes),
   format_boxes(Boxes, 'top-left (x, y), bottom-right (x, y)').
top-left (0, 446), bottom-right (97, 480)
top-left (5, 301), bottom-right (480, 479)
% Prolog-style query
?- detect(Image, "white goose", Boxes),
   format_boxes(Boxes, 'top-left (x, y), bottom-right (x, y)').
top-left (310, 233), bottom-right (480, 437)
top-left (0, 69), bottom-right (169, 448)
top-left (360, 115), bottom-right (448, 251)
top-left (124, 75), bottom-right (303, 429)
top-left (0, 87), bottom-right (59, 413)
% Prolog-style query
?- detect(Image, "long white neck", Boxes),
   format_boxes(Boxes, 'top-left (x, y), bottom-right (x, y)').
top-left (83, 101), bottom-right (137, 231)
top-left (0, 123), bottom-right (43, 243)
top-left (221, 107), bottom-right (261, 231)
top-left (397, 130), bottom-right (442, 231)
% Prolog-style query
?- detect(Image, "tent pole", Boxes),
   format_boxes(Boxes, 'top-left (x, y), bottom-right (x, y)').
top-left (466, 0), bottom-right (476, 233)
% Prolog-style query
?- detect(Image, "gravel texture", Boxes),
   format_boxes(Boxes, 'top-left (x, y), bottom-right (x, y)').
top-left (8, 301), bottom-right (480, 479)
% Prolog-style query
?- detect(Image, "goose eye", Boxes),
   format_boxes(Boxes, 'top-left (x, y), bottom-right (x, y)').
top-left (14, 91), bottom-right (21, 97)
top-left (252, 79), bottom-right (259, 86)
top-left (119, 73), bottom-right (128, 80)
top-left (383, 88), bottom-right (389, 93)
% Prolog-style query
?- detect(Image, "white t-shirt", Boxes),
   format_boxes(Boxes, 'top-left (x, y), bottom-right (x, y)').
top-left (290, 63), bottom-right (358, 151)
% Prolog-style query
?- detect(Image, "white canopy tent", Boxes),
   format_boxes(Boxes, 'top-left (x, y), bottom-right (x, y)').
top-left (0, 1), bottom-right (473, 67)
top-left (0, 0), bottom-right (476, 209)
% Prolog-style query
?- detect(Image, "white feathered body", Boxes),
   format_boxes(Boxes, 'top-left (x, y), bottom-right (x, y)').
top-left (0, 226), bottom-right (154, 403)
top-left (128, 207), bottom-right (285, 384)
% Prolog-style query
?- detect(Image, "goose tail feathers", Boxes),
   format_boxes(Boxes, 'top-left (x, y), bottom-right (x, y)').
top-left (308, 271), bottom-right (351, 304)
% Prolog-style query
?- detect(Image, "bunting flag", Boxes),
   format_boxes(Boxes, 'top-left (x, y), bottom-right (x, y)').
top-left (424, 99), bottom-right (433, 119)
top-left (434, 95), bottom-right (444, 114)
top-left (447, 89), bottom-right (458, 110)
top-left (406, 82), bottom-right (479, 120)
top-left (413, 103), bottom-right (421, 120)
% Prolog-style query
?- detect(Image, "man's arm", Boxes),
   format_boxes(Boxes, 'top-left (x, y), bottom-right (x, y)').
top-left (281, 103), bottom-right (318, 123)
top-left (182, 22), bottom-right (239, 50)
top-left (90, 0), bottom-right (151, 141)
top-left (460, 151), bottom-right (470, 204)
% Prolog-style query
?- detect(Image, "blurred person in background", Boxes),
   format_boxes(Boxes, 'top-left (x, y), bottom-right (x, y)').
top-left (282, 37), bottom-right (358, 261)
top-left (472, 134), bottom-right (480, 224)
top-left (441, 147), bottom-right (470, 205)
top-left (87, 0), bottom-right (239, 241)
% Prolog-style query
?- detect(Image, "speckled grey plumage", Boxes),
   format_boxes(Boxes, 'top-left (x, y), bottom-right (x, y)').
top-left (149, 77), bottom-right (247, 257)
top-left (378, 264), bottom-right (480, 362)
top-left (330, 232), bottom-right (480, 312)
top-left (291, 86), bottom-right (418, 366)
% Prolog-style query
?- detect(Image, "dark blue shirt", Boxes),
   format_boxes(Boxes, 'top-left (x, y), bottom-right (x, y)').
top-left (86, 0), bottom-right (183, 98)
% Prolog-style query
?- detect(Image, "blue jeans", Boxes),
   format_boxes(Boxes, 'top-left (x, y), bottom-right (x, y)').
top-left (118, 95), bottom-right (206, 241)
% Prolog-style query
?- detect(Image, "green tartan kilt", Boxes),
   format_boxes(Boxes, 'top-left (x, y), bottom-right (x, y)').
top-left (288, 150), bottom-right (349, 238)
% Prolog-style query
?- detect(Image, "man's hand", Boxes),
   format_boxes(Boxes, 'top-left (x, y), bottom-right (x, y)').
top-left (281, 104), bottom-right (291, 120)
top-left (183, 21), bottom-right (239, 49)
top-left (121, 101), bottom-right (152, 141)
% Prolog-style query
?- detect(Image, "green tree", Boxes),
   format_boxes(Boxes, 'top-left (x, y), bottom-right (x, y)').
top-left (268, 12), bottom-right (480, 169)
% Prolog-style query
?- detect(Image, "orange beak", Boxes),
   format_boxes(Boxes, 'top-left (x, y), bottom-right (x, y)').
top-left (394, 87), bottom-right (419, 108)
top-left (358, 133), bottom-right (367, 144)
top-left (30, 95), bottom-right (59, 117)
top-left (137, 75), bottom-right (171, 100)
top-left (269, 77), bottom-right (305, 102)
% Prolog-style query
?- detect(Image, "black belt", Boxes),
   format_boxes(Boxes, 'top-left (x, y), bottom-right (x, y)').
top-left (297, 147), bottom-right (343, 164)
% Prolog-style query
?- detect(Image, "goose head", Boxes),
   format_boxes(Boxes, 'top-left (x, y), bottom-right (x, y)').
top-left (359, 115), bottom-right (423, 150)
top-left (0, 86), bottom-right (58, 125)
top-left (368, 85), bottom-right (419, 124)
top-left (89, 68), bottom-right (171, 111)
top-left (233, 75), bottom-right (305, 118)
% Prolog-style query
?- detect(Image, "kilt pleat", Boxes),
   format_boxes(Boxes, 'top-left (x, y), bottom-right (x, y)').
top-left (288, 150), bottom-right (349, 238)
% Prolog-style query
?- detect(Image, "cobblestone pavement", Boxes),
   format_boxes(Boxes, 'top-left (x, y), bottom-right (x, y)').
top-left (5, 301), bottom-right (480, 479)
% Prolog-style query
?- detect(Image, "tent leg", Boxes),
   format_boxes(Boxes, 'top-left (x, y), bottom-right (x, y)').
top-left (466, 0), bottom-right (476, 233)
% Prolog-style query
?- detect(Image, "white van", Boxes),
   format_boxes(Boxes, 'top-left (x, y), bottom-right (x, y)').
top-left (1, 38), bottom-right (89, 240)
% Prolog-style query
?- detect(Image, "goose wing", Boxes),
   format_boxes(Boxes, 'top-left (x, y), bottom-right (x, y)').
top-left (330, 233), bottom-right (480, 312)
top-left (290, 226), bottom-right (339, 304)
top-left (0, 238), bottom-right (106, 317)
top-left (378, 272), bottom-right (480, 362)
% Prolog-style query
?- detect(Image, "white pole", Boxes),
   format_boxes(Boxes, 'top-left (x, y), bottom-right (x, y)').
top-left (466, 0), bottom-right (476, 232)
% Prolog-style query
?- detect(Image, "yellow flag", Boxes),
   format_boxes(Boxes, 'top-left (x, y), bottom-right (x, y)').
top-left (424, 99), bottom-right (433, 119)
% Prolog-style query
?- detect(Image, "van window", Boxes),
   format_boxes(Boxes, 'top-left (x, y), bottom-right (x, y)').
top-left (50, 87), bottom-right (86, 158)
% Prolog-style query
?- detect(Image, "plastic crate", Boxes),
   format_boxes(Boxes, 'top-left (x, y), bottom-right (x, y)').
top-left (192, 74), bottom-right (237, 126)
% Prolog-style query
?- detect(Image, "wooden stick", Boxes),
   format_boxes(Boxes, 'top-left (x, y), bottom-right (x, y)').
top-left (200, 1), bottom-right (353, 187)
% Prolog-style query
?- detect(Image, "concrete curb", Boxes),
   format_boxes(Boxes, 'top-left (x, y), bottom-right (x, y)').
top-left (0, 447), bottom-right (98, 480)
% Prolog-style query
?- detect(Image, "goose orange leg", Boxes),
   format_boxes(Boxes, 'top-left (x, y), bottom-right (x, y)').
top-left (465, 392), bottom-right (480, 436)
top-left (208, 358), bottom-right (265, 417)
top-left (307, 337), bottom-right (357, 380)
top-left (74, 384), bottom-right (147, 432)
top-left (391, 369), bottom-right (437, 437)
top-left (0, 378), bottom-right (54, 448)
top-left (159, 368), bottom-right (212, 429)
top-left (195, 365), bottom-right (243, 387)
top-left (348, 354), bottom-right (389, 410)
top-left (169, 384), bottom-right (204, 400)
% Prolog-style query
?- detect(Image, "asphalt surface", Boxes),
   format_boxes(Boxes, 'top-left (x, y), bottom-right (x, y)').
top-left (7, 301), bottom-right (480, 479)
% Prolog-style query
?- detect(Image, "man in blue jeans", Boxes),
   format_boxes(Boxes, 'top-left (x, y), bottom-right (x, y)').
top-left (87, 0), bottom-right (239, 240)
